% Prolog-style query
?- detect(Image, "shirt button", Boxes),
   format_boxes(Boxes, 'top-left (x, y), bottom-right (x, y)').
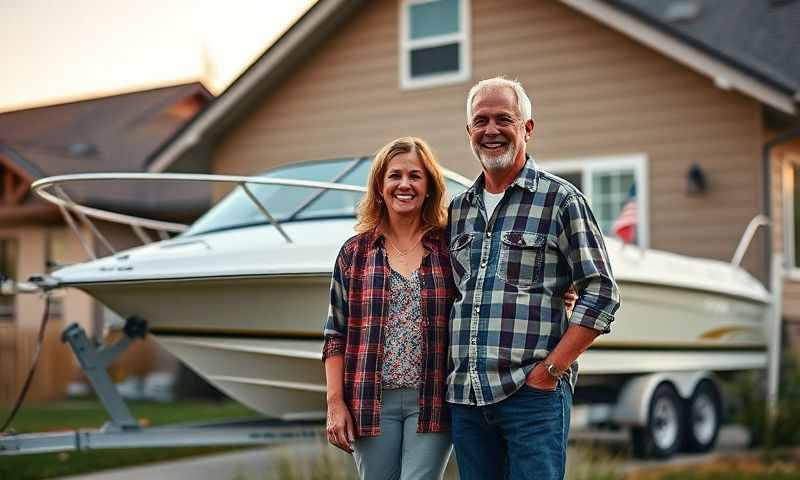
top-left (480, 261), bottom-right (487, 268)
top-left (487, 232), bottom-right (493, 238)
top-left (474, 306), bottom-right (480, 314)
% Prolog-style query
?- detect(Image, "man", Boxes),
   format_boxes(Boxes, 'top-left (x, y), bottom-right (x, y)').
top-left (446, 77), bottom-right (620, 480)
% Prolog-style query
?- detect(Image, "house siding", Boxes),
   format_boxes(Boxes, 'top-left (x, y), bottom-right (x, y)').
top-left (0, 225), bottom-right (92, 404)
top-left (213, 0), bottom-right (764, 272)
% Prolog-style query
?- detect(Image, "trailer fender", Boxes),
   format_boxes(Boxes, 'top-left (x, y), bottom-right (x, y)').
top-left (612, 371), bottom-right (713, 426)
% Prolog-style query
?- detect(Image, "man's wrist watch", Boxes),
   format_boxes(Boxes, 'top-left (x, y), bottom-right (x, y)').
top-left (544, 361), bottom-right (564, 379)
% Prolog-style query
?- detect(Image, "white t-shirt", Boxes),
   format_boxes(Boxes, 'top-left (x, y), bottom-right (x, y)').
top-left (483, 189), bottom-right (505, 220)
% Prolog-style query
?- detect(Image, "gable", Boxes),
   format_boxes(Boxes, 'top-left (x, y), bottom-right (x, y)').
top-left (0, 155), bottom-right (33, 206)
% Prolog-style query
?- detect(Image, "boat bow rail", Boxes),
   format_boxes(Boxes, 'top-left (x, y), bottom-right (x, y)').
top-left (31, 172), bottom-right (370, 260)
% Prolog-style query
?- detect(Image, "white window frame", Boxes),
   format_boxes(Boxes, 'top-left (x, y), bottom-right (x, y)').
top-left (782, 159), bottom-right (800, 280)
top-left (538, 154), bottom-right (650, 248)
top-left (399, 0), bottom-right (471, 90)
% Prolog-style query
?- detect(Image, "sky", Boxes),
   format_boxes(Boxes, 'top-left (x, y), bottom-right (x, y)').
top-left (0, 0), bottom-right (316, 113)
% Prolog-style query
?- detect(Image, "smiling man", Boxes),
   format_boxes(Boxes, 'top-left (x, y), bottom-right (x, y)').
top-left (446, 77), bottom-right (620, 480)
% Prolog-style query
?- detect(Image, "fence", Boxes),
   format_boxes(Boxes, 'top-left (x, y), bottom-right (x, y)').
top-left (0, 318), bottom-right (75, 405)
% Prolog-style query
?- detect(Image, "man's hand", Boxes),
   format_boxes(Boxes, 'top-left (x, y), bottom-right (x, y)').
top-left (326, 399), bottom-right (355, 453)
top-left (525, 362), bottom-right (558, 391)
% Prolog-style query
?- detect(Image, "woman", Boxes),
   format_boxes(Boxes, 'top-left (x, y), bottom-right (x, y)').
top-left (323, 137), bottom-right (454, 480)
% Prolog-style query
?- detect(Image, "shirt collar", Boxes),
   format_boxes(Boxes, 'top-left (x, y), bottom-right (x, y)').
top-left (465, 154), bottom-right (539, 205)
top-left (369, 227), bottom-right (441, 252)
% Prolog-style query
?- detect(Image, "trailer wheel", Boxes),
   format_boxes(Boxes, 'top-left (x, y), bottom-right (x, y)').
top-left (631, 383), bottom-right (684, 459)
top-left (682, 380), bottom-right (721, 453)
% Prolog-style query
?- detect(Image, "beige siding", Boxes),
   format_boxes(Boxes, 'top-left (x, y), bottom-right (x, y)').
top-left (0, 225), bottom-right (92, 404)
top-left (214, 0), bottom-right (764, 273)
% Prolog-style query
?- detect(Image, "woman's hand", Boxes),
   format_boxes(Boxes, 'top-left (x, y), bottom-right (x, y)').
top-left (326, 398), bottom-right (355, 453)
top-left (564, 285), bottom-right (577, 317)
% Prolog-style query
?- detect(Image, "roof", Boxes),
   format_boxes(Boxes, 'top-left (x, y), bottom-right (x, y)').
top-left (147, 0), bottom-right (800, 174)
top-left (607, 0), bottom-right (800, 96)
top-left (0, 83), bottom-right (213, 221)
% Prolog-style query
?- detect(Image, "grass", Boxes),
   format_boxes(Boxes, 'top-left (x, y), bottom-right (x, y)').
top-left (0, 398), bottom-right (257, 480)
top-left (5, 398), bottom-right (800, 480)
top-left (626, 451), bottom-right (800, 480)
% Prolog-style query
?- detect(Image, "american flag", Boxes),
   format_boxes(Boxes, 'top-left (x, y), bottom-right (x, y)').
top-left (613, 185), bottom-right (637, 244)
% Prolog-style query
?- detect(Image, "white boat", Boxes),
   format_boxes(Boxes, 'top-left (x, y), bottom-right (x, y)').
top-left (31, 158), bottom-right (770, 420)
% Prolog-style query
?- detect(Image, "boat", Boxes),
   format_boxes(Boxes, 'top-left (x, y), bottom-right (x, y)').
top-left (29, 157), bottom-right (770, 420)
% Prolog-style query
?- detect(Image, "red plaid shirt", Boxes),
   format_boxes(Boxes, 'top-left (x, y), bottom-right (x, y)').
top-left (323, 228), bottom-right (455, 437)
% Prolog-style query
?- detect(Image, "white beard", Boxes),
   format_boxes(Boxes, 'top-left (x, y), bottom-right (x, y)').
top-left (471, 141), bottom-right (517, 172)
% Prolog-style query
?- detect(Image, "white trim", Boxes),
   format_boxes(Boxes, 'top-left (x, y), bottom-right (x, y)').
top-left (781, 159), bottom-right (800, 280)
top-left (399, 0), bottom-right (471, 90)
top-left (558, 0), bottom-right (795, 115)
top-left (538, 153), bottom-right (650, 248)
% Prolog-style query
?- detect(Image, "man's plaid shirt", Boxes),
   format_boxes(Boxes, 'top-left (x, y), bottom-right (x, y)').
top-left (446, 157), bottom-right (620, 406)
top-left (323, 229), bottom-right (455, 437)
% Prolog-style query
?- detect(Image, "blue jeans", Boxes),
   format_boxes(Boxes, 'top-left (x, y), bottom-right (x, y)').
top-left (449, 380), bottom-right (572, 480)
top-left (353, 389), bottom-right (452, 480)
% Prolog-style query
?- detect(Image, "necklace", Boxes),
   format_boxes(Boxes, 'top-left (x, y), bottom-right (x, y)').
top-left (386, 237), bottom-right (419, 257)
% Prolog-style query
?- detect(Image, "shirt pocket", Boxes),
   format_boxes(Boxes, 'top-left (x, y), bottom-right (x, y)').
top-left (498, 231), bottom-right (546, 289)
top-left (449, 232), bottom-right (474, 284)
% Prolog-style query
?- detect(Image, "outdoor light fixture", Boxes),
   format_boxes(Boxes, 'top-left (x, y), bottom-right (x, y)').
top-left (687, 163), bottom-right (708, 195)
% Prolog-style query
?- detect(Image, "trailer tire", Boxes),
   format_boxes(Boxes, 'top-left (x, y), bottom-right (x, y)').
top-left (631, 383), bottom-right (684, 459)
top-left (682, 380), bottom-right (721, 453)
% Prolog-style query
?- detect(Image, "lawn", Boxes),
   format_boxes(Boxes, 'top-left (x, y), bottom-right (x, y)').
top-left (0, 398), bottom-right (258, 480)
top-left (4, 399), bottom-right (800, 480)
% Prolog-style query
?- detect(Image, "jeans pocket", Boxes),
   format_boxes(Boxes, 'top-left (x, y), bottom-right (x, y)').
top-left (498, 231), bottom-right (546, 289)
top-left (523, 382), bottom-right (558, 394)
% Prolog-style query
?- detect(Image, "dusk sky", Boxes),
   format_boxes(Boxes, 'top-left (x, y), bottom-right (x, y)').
top-left (0, 0), bottom-right (316, 112)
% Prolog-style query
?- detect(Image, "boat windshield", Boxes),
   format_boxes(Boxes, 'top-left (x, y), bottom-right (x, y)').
top-left (183, 157), bottom-right (469, 237)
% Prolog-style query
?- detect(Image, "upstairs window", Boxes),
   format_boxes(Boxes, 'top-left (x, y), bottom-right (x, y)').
top-left (400, 0), bottom-right (470, 89)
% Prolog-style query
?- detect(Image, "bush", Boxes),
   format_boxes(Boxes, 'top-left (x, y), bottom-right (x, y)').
top-left (733, 352), bottom-right (800, 448)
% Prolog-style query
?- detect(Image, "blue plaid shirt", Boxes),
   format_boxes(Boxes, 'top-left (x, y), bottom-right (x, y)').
top-left (446, 157), bottom-right (620, 406)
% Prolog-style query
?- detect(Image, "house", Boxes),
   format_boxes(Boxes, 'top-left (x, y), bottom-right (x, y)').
top-left (147, 0), bottom-right (800, 348)
top-left (0, 83), bottom-right (212, 403)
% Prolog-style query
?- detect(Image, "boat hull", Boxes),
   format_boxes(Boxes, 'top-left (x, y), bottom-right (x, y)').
top-left (78, 273), bottom-right (768, 419)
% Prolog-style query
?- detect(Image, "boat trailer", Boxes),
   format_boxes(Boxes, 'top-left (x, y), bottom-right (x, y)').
top-left (0, 318), bottom-right (325, 456)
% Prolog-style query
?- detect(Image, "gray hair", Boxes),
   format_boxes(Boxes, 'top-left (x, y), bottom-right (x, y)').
top-left (466, 77), bottom-right (533, 123)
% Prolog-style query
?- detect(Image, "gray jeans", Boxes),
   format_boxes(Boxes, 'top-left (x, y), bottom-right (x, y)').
top-left (352, 388), bottom-right (452, 480)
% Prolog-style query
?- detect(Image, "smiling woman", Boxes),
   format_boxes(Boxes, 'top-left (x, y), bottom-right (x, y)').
top-left (323, 137), bottom-right (455, 480)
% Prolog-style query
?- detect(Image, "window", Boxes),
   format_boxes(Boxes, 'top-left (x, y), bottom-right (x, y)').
top-left (184, 157), bottom-right (469, 237)
top-left (783, 162), bottom-right (800, 275)
top-left (0, 238), bottom-right (19, 321)
top-left (539, 154), bottom-right (649, 247)
top-left (400, 0), bottom-right (470, 89)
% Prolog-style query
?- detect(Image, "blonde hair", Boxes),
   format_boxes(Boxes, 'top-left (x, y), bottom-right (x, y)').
top-left (355, 137), bottom-right (447, 234)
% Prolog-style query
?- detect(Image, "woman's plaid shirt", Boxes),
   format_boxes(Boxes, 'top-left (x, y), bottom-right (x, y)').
top-left (447, 158), bottom-right (620, 406)
top-left (323, 229), bottom-right (455, 437)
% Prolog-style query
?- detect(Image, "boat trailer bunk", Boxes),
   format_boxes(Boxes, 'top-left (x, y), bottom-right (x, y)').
top-left (0, 318), bottom-right (325, 456)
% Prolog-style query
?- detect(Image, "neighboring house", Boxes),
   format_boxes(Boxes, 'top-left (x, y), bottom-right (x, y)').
top-left (0, 83), bottom-right (212, 403)
top-left (147, 1), bottom-right (800, 348)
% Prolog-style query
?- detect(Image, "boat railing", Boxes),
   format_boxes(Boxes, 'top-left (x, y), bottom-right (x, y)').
top-left (31, 172), bottom-right (369, 260)
top-left (731, 214), bottom-right (770, 267)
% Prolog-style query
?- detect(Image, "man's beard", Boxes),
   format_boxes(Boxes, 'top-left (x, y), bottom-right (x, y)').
top-left (471, 141), bottom-right (517, 172)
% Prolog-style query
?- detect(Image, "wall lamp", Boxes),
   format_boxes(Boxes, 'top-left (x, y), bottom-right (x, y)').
top-left (687, 163), bottom-right (708, 195)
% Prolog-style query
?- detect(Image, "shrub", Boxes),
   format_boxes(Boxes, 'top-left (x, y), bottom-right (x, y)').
top-left (734, 352), bottom-right (800, 448)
